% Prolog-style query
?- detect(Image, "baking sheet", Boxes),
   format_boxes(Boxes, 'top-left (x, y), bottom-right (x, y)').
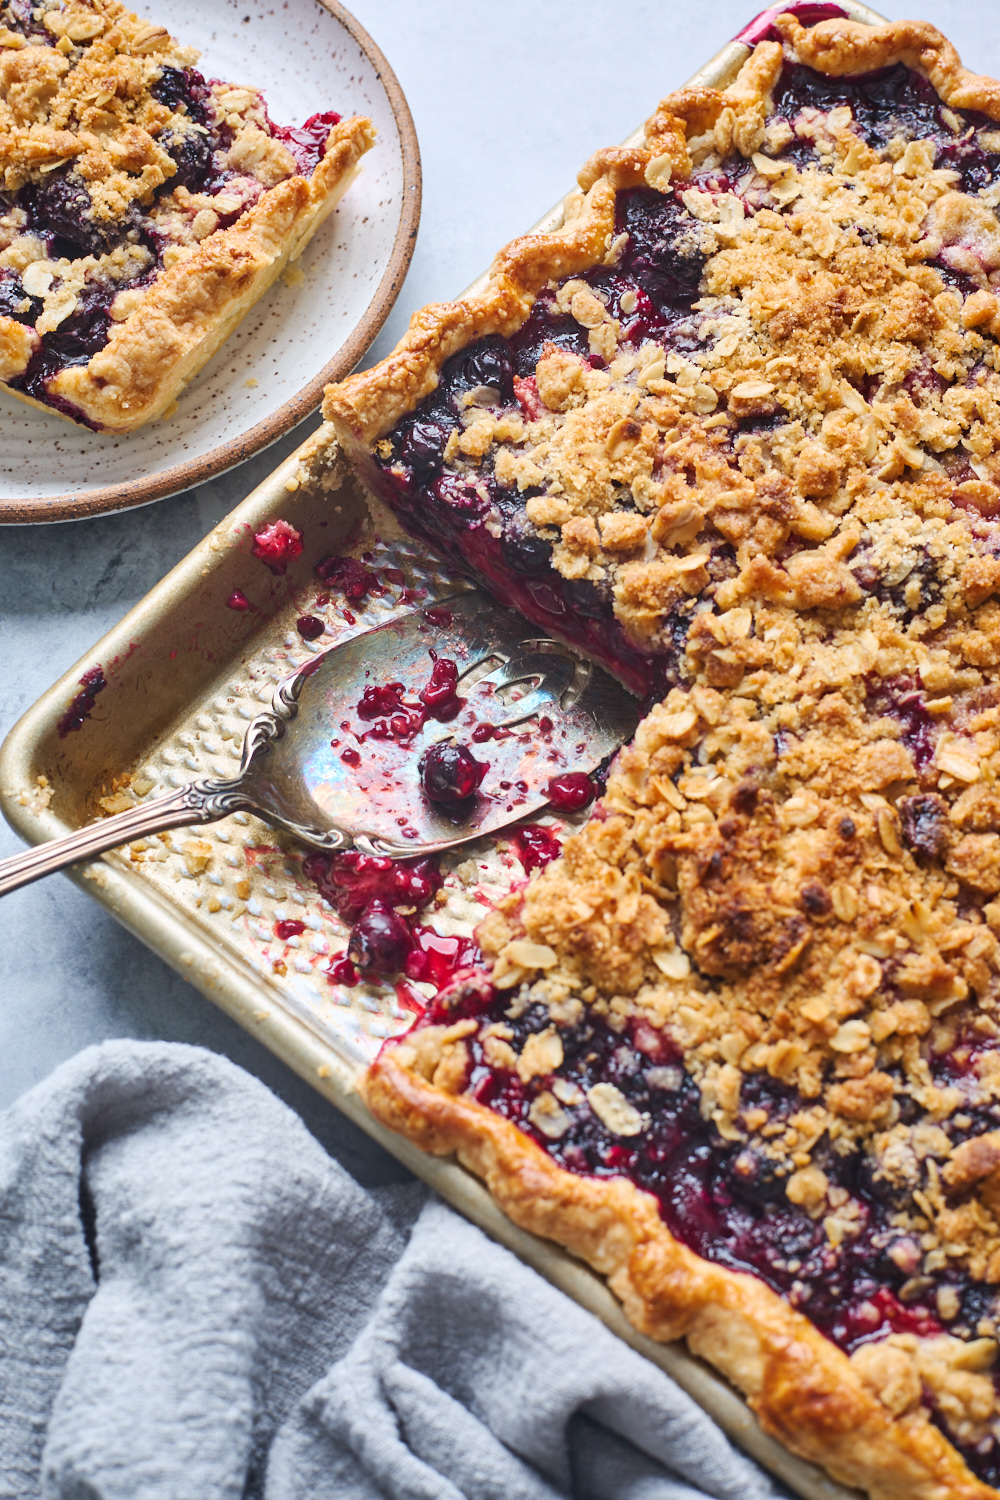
top-left (0, 6), bottom-right (898, 1492)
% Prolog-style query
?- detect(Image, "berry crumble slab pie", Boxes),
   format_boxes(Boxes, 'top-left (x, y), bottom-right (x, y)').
top-left (0, 0), bottom-right (373, 432)
top-left (324, 9), bottom-right (1000, 1499)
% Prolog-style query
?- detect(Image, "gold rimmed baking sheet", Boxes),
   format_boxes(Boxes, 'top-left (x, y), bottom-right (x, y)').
top-left (0, 6), bottom-right (901, 1493)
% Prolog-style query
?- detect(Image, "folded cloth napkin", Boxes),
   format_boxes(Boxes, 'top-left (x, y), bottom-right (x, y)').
top-left (0, 1041), bottom-right (790, 1500)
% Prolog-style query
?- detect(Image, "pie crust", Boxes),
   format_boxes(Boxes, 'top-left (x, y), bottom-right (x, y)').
top-left (0, 0), bottom-right (373, 432)
top-left (323, 13), bottom-right (1000, 1499)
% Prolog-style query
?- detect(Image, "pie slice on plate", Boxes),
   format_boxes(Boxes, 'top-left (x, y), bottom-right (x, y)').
top-left (0, 0), bottom-right (373, 432)
top-left (324, 11), bottom-right (1000, 1497)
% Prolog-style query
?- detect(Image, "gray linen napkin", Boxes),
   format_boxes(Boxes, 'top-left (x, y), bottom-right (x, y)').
top-left (0, 1040), bottom-right (788, 1500)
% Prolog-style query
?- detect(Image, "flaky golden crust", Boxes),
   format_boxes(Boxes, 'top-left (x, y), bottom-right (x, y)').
top-left (363, 1047), bottom-right (993, 1500)
top-left (323, 176), bottom-right (618, 448)
top-left (322, 14), bottom-right (1000, 461)
top-left (777, 15), bottom-right (1000, 117)
top-left (2, 115), bottom-right (373, 431)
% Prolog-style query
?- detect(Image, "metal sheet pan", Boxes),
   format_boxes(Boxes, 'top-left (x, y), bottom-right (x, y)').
top-left (0, 8), bottom-right (896, 1493)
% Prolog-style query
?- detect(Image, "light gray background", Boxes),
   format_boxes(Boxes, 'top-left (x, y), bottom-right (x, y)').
top-left (0, 0), bottom-right (989, 1173)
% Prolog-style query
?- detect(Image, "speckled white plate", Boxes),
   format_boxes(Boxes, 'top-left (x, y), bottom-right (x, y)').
top-left (0, 0), bottom-right (420, 524)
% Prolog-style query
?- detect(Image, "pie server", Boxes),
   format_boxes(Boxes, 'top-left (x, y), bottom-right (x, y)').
top-left (0, 590), bottom-right (639, 898)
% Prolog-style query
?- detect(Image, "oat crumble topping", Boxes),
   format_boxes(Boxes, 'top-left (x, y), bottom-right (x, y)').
top-left (330, 17), bottom-right (1000, 1481)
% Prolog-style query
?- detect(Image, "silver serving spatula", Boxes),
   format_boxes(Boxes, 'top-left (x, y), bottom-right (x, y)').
top-left (0, 591), bottom-right (639, 897)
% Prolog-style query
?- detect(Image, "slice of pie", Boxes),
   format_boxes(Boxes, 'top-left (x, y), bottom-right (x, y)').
top-left (324, 12), bottom-right (1000, 1497)
top-left (0, 0), bottom-right (373, 432)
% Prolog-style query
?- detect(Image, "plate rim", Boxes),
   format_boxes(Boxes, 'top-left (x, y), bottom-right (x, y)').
top-left (0, 0), bottom-right (422, 527)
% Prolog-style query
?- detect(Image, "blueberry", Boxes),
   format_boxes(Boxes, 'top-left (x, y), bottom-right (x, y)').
top-left (442, 333), bottom-right (515, 405)
top-left (500, 517), bottom-right (553, 575)
top-left (418, 742), bottom-right (488, 804)
top-left (151, 65), bottom-right (210, 123)
top-left (0, 270), bottom-right (40, 325)
top-left (398, 409), bottom-right (454, 477)
top-left (24, 170), bottom-right (127, 259)
top-left (347, 900), bottom-right (412, 973)
top-left (159, 128), bottom-right (216, 194)
top-left (561, 577), bottom-right (607, 617)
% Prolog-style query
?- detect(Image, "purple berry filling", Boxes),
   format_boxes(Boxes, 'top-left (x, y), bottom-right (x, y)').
top-left (421, 980), bottom-right (1000, 1483)
top-left (367, 56), bottom-right (1000, 693)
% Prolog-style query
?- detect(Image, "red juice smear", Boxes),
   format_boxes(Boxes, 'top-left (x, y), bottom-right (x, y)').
top-left (57, 665), bottom-right (107, 737)
top-left (275, 918), bottom-right (306, 940)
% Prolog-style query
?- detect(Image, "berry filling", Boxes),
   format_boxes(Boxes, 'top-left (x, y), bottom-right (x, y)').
top-left (415, 980), bottom-right (1000, 1483)
top-left (305, 849), bottom-right (472, 983)
top-left (545, 771), bottom-right (596, 812)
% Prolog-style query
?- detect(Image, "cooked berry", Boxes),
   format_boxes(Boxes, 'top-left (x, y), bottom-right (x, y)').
top-left (159, 128), bottom-right (216, 194)
top-left (24, 170), bottom-right (129, 259)
top-left (418, 741), bottom-right (489, 803)
top-left (151, 64), bottom-right (210, 120)
top-left (347, 899), bottom-right (412, 973)
top-left (500, 517), bottom-right (553, 576)
top-left (296, 614), bottom-right (325, 641)
top-left (898, 793), bottom-right (952, 858)
top-left (0, 270), bottom-right (40, 325)
top-left (252, 520), bottom-right (303, 574)
top-left (545, 772), bottom-right (596, 811)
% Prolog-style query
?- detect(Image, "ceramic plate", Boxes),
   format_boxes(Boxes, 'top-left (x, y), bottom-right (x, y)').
top-left (0, 0), bottom-right (420, 524)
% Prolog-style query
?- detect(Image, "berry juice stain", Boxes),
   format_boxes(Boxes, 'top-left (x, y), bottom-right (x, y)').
top-left (57, 665), bottom-right (107, 737)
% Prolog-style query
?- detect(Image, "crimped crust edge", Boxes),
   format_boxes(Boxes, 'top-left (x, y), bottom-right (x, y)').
top-left (363, 1047), bottom-right (996, 1500)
